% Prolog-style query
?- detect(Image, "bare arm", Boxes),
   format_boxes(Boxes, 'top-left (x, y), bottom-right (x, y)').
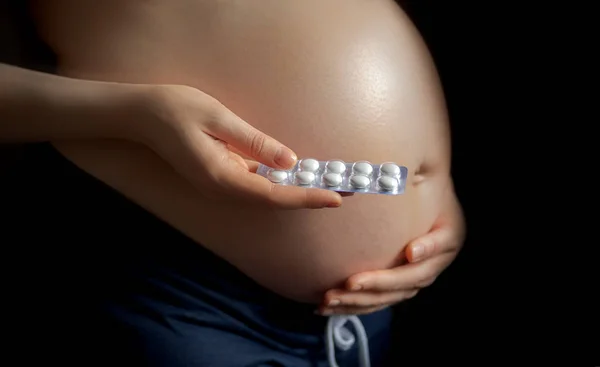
top-left (0, 62), bottom-right (135, 144)
top-left (0, 62), bottom-right (341, 209)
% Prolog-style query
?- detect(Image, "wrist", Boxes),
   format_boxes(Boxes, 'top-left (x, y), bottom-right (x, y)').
top-left (120, 84), bottom-right (197, 151)
top-left (71, 80), bottom-right (150, 143)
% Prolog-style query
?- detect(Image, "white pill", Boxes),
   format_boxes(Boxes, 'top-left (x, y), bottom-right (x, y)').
top-left (267, 170), bottom-right (288, 183)
top-left (295, 171), bottom-right (315, 185)
top-left (352, 161), bottom-right (373, 176)
top-left (326, 160), bottom-right (346, 174)
top-left (323, 172), bottom-right (343, 187)
top-left (377, 176), bottom-right (399, 191)
top-left (350, 175), bottom-right (370, 189)
top-left (300, 158), bottom-right (320, 172)
top-left (380, 163), bottom-right (400, 177)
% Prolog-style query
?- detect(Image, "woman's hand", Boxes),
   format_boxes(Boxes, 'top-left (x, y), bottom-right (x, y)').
top-left (130, 84), bottom-right (343, 210)
top-left (0, 65), bottom-right (342, 210)
top-left (318, 182), bottom-right (466, 315)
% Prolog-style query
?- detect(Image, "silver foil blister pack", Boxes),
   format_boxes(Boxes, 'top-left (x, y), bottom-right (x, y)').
top-left (257, 158), bottom-right (408, 195)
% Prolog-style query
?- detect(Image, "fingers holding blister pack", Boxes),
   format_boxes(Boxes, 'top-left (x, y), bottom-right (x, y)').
top-left (257, 159), bottom-right (408, 196)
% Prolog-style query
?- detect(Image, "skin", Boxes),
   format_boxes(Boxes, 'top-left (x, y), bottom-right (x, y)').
top-left (25, 0), bottom-right (465, 306)
top-left (320, 181), bottom-right (465, 314)
top-left (0, 65), bottom-right (340, 209)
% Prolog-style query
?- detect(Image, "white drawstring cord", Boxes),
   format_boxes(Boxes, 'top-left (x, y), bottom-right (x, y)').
top-left (325, 315), bottom-right (370, 367)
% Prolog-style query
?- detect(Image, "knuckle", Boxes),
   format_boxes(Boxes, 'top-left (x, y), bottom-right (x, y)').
top-left (303, 188), bottom-right (314, 209)
top-left (246, 129), bottom-right (267, 158)
top-left (265, 182), bottom-right (279, 207)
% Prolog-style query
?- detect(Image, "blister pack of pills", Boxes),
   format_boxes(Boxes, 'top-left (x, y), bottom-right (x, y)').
top-left (256, 158), bottom-right (408, 195)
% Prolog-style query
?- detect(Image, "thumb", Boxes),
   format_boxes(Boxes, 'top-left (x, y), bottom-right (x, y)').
top-left (205, 108), bottom-right (297, 170)
top-left (405, 224), bottom-right (454, 263)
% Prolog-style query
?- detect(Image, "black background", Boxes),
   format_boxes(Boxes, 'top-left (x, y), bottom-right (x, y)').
top-left (390, 1), bottom-right (508, 364)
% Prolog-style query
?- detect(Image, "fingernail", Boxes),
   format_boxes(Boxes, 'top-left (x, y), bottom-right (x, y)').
top-left (328, 299), bottom-right (341, 307)
top-left (411, 244), bottom-right (425, 262)
top-left (275, 147), bottom-right (297, 169)
top-left (326, 194), bottom-right (343, 208)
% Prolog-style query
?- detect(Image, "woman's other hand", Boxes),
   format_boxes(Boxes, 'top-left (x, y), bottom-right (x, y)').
top-left (318, 182), bottom-right (465, 315)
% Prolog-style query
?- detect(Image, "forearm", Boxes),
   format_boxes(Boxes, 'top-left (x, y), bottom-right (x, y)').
top-left (0, 63), bottom-right (139, 144)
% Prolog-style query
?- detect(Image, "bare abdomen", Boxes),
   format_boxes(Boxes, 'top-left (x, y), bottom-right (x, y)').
top-left (34, 0), bottom-right (451, 303)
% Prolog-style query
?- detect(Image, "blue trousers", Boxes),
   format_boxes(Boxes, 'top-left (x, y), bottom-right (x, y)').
top-left (93, 239), bottom-right (393, 367)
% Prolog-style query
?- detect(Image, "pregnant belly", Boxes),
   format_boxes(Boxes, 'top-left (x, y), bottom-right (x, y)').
top-left (35, 0), bottom-right (452, 303)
